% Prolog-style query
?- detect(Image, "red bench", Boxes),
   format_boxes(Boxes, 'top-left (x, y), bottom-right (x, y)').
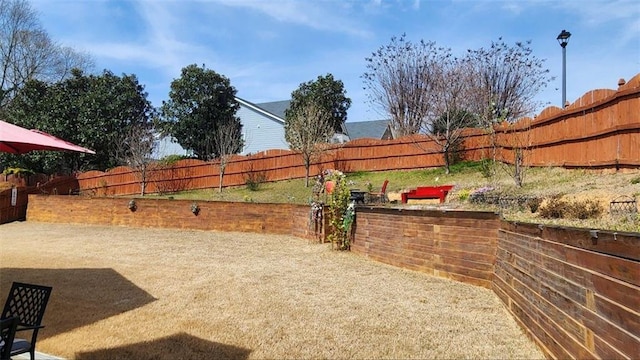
top-left (401, 185), bottom-right (454, 204)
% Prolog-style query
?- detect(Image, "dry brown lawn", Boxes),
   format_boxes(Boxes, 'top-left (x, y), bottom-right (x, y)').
top-left (1, 222), bottom-right (544, 360)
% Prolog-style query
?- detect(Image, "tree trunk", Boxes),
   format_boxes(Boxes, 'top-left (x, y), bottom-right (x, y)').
top-left (140, 168), bottom-right (146, 196)
top-left (304, 157), bottom-right (311, 187)
top-left (514, 148), bottom-right (523, 187)
top-left (218, 163), bottom-right (226, 193)
top-left (443, 146), bottom-right (451, 175)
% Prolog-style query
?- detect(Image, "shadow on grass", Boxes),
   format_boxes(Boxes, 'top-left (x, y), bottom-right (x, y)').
top-left (74, 332), bottom-right (252, 360)
top-left (0, 268), bottom-right (156, 340)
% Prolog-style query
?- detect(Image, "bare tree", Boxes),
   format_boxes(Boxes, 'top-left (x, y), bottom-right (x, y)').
top-left (285, 100), bottom-right (334, 187)
top-left (497, 118), bottom-right (533, 187)
top-left (115, 123), bottom-right (157, 196)
top-left (363, 34), bottom-right (552, 178)
top-left (50, 46), bottom-right (94, 82)
top-left (419, 56), bottom-right (480, 173)
top-left (286, 75), bottom-right (348, 187)
top-left (464, 38), bottom-right (552, 125)
top-left (364, 37), bottom-right (477, 173)
top-left (0, 0), bottom-right (93, 109)
top-left (206, 119), bottom-right (243, 193)
top-left (362, 34), bottom-right (447, 137)
top-left (463, 38), bottom-right (552, 179)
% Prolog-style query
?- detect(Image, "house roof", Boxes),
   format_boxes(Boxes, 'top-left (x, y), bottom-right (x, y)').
top-left (236, 97), bottom-right (391, 140)
top-left (255, 100), bottom-right (290, 119)
top-left (345, 120), bottom-right (390, 140)
top-left (235, 97), bottom-right (288, 124)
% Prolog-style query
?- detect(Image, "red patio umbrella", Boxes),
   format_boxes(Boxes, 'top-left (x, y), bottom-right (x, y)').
top-left (0, 120), bottom-right (95, 154)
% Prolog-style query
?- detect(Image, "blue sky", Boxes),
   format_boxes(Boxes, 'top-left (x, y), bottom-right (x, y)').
top-left (32, 0), bottom-right (639, 123)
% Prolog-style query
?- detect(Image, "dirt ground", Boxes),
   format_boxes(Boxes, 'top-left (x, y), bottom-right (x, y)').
top-left (0, 222), bottom-right (544, 360)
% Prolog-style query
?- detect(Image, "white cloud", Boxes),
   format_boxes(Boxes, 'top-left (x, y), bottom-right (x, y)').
top-left (207, 0), bottom-right (372, 38)
top-left (500, 2), bottom-right (525, 15)
top-left (557, 0), bottom-right (640, 46)
top-left (133, 2), bottom-right (206, 74)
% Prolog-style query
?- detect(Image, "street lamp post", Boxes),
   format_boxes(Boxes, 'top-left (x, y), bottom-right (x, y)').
top-left (557, 29), bottom-right (571, 108)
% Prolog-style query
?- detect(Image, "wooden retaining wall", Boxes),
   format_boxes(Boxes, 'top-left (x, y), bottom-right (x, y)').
top-left (25, 195), bottom-right (320, 241)
top-left (343, 206), bottom-right (639, 359)
top-left (22, 196), bottom-right (640, 359)
top-left (350, 207), bottom-right (501, 288)
top-left (494, 222), bottom-right (640, 359)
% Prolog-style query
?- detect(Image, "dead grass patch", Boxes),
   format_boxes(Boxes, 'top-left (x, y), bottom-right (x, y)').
top-left (0, 222), bottom-right (544, 359)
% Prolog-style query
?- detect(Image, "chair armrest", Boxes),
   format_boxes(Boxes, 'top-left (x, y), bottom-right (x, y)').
top-left (16, 324), bottom-right (45, 332)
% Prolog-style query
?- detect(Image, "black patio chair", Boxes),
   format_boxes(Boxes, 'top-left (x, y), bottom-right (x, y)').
top-left (1, 282), bottom-right (53, 360)
top-left (0, 316), bottom-right (19, 360)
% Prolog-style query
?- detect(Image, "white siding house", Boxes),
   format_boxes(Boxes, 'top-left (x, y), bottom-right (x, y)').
top-left (153, 97), bottom-right (290, 158)
top-left (235, 98), bottom-right (289, 155)
top-left (150, 98), bottom-right (383, 158)
top-left (152, 135), bottom-right (191, 159)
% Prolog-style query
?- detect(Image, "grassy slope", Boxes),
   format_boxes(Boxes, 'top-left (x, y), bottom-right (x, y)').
top-left (157, 162), bottom-right (640, 232)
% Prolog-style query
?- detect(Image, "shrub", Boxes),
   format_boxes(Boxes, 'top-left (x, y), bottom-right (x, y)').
top-left (325, 170), bottom-right (352, 251)
top-left (539, 197), bottom-right (603, 220)
top-left (567, 199), bottom-right (603, 219)
top-left (479, 159), bottom-right (494, 179)
top-left (539, 197), bottom-right (567, 219)
top-left (2, 167), bottom-right (34, 176)
top-left (457, 189), bottom-right (471, 202)
top-left (243, 161), bottom-right (268, 191)
top-left (526, 197), bottom-right (543, 213)
top-left (365, 181), bottom-right (374, 193)
top-left (244, 171), bottom-right (267, 191)
top-left (631, 175), bottom-right (640, 185)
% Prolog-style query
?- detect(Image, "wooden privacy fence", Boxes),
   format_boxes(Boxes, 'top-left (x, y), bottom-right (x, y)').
top-left (58, 73), bottom-right (639, 196)
top-left (0, 187), bottom-right (28, 223)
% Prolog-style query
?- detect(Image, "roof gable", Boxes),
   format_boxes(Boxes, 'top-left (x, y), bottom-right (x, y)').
top-left (235, 97), bottom-right (288, 124)
top-left (345, 120), bottom-right (391, 140)
top-left (255, 100), bottom-right (290, 119)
